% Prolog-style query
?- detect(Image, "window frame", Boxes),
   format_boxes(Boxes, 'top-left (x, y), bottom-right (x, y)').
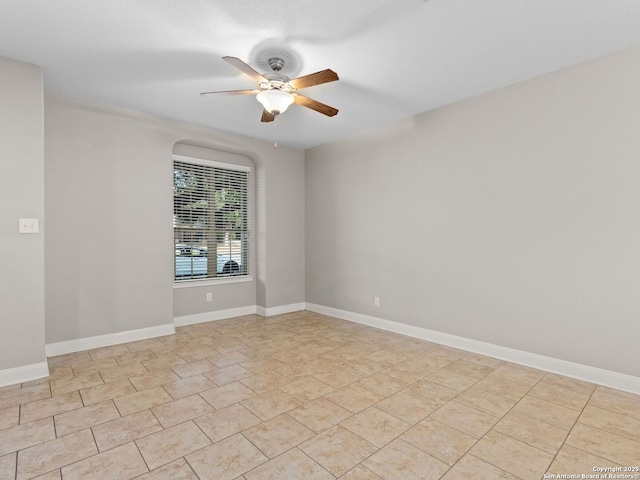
top-left (172, 153), bottom-right (252, 285)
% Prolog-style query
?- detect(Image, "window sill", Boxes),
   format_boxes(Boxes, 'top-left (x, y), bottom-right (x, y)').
top-left (173, 276), bottom-right (253, 288)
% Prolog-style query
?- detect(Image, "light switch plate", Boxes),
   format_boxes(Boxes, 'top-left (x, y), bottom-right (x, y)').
top-left (19, 218), bottom-right (39, 234)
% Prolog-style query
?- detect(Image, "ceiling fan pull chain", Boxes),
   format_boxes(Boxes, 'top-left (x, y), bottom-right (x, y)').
top-left (274, 116), bottom-right (278, 149)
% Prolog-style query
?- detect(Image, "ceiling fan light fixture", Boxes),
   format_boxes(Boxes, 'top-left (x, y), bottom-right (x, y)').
top-left (256, 89), bottom-right (294, 116)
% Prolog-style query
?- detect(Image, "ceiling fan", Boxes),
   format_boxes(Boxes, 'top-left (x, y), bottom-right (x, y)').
top-left (201, 56), bottom-right (339, 122)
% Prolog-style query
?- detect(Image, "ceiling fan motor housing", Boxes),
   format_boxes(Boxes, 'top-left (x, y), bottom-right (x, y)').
top-left (261, 58), bottom-right (293, 92)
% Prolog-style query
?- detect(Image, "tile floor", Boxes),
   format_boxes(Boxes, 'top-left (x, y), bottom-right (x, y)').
top-left (1, 311), bottom-right (639, 479)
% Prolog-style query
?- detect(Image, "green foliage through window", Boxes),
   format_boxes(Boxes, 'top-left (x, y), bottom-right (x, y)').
top-left (173, 159), bottom-right (249, 280)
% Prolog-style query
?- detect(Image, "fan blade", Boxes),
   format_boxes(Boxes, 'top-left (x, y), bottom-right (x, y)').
top-left (261, 110), bottom-right (275, 123)
top-left (294, 95), bottom-right (339, 117)
top-left (200, 89), bottom-right (258, 96)
top-left (223, 56), bottom-right (267, 83)
top-left (290, 69), bottom-right (339, 90)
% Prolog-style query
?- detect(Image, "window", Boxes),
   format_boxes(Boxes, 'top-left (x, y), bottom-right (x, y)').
top-left (173, 156), bottom-right (250, 281)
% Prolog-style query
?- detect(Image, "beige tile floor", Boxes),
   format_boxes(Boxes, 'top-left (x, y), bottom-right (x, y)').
top-left (1, 311), bottom-right (639, 479)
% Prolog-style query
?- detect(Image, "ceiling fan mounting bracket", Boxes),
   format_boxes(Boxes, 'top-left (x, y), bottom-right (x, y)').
top-left (268, 57), bottom-right (284, 72)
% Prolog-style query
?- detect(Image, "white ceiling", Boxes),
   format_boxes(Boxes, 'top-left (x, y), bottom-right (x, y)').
top-left (1, 1), bottom-right (640, 149)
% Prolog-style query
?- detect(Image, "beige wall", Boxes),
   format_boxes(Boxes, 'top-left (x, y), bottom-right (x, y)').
top-left (0, 56), bottom-right (46, 376)
top-left (44, 95), bottom-right (306, 343)
top-left (306, 45), bottom-right (640, 377)
top-left (264, 152), bottom-right (306, 308)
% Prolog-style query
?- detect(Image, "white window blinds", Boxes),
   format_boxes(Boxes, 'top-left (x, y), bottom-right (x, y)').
top-left (173, 157), bottom-right (250, 281)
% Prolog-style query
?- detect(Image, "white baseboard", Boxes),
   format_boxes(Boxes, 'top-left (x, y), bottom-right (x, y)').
top-left (46, 323), bottom-right (176, 357)
top-left (262, 302), bottom-right (306, 317)
top-left (174, 305), bottom-right (257, 327)
top-left (305, 303), bottom-right (640, 395)
top-left (0, 361), bottom-right (49, 387)
top-left (175, 303), bottom-right (306, 326)
top-left (45, 302), bottom-right (304, 359)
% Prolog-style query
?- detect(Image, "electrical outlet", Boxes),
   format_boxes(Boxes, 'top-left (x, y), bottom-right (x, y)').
top-left (206, 293), bottom-right (213, 302)
top-left (19, 218), bottom-right (39, 234)
top-left (374, 297), bottom-right (380, 307)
